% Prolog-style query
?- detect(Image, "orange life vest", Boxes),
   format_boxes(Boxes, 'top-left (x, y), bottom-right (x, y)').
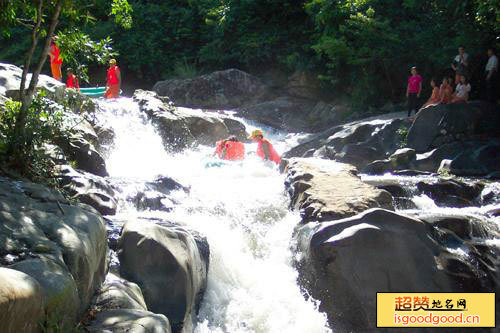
top-left (215, 140), bottom-right (245, 161)
top-left (49, 43), bottom-right (63, 65)
top-left (257, 138), bottom-right (281, 165)
top-left (107, 65), bottom-right (120, 85)
top-left (66, 74), bottom-right (79, 89)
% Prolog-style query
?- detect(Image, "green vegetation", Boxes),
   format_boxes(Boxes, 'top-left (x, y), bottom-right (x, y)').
top-left (0, 93), bottom-right (63, 183)
top-left (0, 0), bottom-right (131, 180)
top-left (1, 0), bottom-right (499, 110)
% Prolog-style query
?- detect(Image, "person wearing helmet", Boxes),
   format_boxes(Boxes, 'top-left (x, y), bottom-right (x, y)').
top-left (105, 58), bottom-right (121, 99)
top-left (248, 129), bottom-right (281, 165)
top-left (215, 136), bottom-right (245, 161)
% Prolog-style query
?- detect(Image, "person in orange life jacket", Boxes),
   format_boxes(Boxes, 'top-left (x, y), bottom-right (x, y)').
top-left (49, 36), bottom-right (63, 81)
top-left (214, 136), bottom-right (245, 161)
top-left (248, 129), bottom-right (281, 165)
top-left (105, 58), bottom-right (121, 99)
top-left (66, 68), bottom-right (80, 91)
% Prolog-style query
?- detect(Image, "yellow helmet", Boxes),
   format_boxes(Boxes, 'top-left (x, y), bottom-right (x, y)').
top-left (248, 129), bottom-right (263, 139)
top-left (109, 58), bottom-right (117, 65)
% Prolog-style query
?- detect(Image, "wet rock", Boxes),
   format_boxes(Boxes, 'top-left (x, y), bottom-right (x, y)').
top-left (416, 180), bottom-right (483, 208)
top-left (56, 134), bottom-right (108, 177)
top-left (0, 177), bottom-right (108, 329)
top-left (133, 191), bottom-right (177, 212)
top-left (296, 208), bottom-right (495, 332)
top-left (146, 176), bottom-right (189, 195)
top-left (56, 165), bottom-right (117, 216)
top-left (0, 62), bottom-right (64, 97)
top-left (284, 158), bottom-right (393, 222)
top-left (422, 216), bottom-right (488, 240)
top-left (87, 274), bottom-right (172, 333)
top-left (0, 268), bottom-right (45, 333)
top-left (118, 220), bottom-right (209, 331)
top-left (378, 184), bottom-right (407, 198)
top-left (134, 90), bottom-right (246, 150)
top-left (153, 69), bottom-right (270, 109)
top-left (389, 148), bottom-right (416, 165)
top-left (407, 102), bottom-right (500, 152)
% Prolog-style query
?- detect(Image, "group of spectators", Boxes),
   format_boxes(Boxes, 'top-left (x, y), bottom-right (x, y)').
top-left (406, 46), bottom-right (498, 117)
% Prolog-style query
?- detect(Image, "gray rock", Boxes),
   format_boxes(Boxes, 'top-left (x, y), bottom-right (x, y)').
top-left (94, 275), bottom-right (147, 311)
top-left (416, 179), bottom-right (484, 208)
top-left (296, 208), bottom-right (491, 331)
top-left (88, 309), bottom-right (171, 333)
top-left (444, 141), bottom-right (500, 177)
top-left (407, 102), bottom-right (500, 152)
top-left (0, 176), bottom-right (108, 329)
top-left (133, 90), bottom-right (246, 150)
top-left (117, 220), bottom-right (209, 331)
top-left (0, 62), bottom-right (64, 97)
top-left (284, 113), bottom-right (410, 169)
top-left (153, 68), bottom-right (270, 109)
top-left (0, 268), bottom-right (45, 333)
top-left (56, 165), bottom-right (118, 216)
top-left (284, 158), bottom-right (393, 222)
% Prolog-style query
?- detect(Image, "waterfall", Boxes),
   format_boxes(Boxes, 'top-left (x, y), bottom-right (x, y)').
top-left (96, 98), bottom-right (331, 333)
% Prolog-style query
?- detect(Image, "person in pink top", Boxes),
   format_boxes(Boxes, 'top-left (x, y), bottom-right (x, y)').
top-left (406, 66), bottom-right (422, 117)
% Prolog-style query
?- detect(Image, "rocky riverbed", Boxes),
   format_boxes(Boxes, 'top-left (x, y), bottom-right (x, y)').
top-left (1, 63), bottom-right (499, 332)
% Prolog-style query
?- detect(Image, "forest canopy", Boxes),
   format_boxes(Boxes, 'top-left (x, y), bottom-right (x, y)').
top-left (1, 0), bottom-right (498, 109)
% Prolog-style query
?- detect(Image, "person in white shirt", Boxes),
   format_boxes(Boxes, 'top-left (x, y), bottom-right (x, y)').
top-left (451, 75), bottom-right (471, 103)
top-left (451, 46), bottom-right (469, 84)
top-left (485, 48), bottom-right (498, 102)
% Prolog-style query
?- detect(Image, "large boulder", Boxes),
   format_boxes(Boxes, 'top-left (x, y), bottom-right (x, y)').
top-left (407, 102), bottom-right (500, 152)
top-left (284, 158), bottom-right (393, 222)
top-left (133, 90), bottom-right (247, 150)
top-left (117, 220), bottom-right (209, 331)
top-left (0, 62), bottom-right (64, 97)
top-left (153, 69), bottom-right (270, 109)
top-left (0, 268), bottom-right (45, 333)
top-left (284, 112), bottom-right (410, 169)
top-left (296, 208), bottom-right (498, 332)
top-left (0, 177), bottom-right (108, 330)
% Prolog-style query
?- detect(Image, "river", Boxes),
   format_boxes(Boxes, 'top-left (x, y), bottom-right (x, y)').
top-left (96, 98), bottom-right (332, 333)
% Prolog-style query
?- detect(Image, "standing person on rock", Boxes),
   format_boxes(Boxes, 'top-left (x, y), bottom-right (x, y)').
top-left (485, 47), bottom-right (498, 103)
top-left (406, 66), bottom-right (422, 118)
top-left (249, 129), bottom-right (281, 165)
top-left (451, 46), bottom-right (469, 84)
top-left (105, 59), bottom-right (121, 99)
top-left (49, 36), bottom-right (63, 81)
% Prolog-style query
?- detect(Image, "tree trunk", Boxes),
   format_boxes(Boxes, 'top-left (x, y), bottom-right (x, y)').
top-left (13, 0), bottom-right (63, 155)
top-left (19, 0), bottom-right (43, 105)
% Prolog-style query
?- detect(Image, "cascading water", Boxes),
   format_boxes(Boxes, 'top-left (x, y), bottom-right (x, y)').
top-left (95, 98), bottom-right (331, 333)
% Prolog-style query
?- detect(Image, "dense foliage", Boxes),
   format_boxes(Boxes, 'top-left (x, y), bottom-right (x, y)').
top-left (1, 0), bottom-right (499, 108)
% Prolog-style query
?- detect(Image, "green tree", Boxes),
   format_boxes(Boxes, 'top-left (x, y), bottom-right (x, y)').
top-left (0, 0), bottom-right (131, 159)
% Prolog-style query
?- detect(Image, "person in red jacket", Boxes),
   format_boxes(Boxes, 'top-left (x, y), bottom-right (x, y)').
top-left (49, 36), bottom-right (63, 81)
top-left (65, 68), bottom-right (80, 91)
top-left (249, 129), bottom-right (281, 165)
top-left (105, 58), bottom-right (121, 99)
top-left (215, 136), bottom-right (245, 161)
